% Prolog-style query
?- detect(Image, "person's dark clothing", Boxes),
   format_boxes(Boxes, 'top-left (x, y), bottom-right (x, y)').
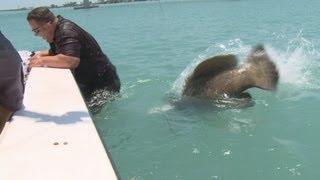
top-left (0, 31), bottom-right (24, 111)
top-left (49, 16), bottom-right (120, 98)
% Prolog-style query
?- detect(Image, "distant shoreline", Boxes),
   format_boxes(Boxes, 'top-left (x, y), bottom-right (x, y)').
top-left (0, 0), bottom-right (155, 12)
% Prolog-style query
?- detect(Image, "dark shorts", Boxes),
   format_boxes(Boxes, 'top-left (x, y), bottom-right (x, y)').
top-left (79, 63), bottom-right (121, 99)
top-left (0, 74), bottom-right (24, 111)
top-left (0, 32), bottom-right (24, 111)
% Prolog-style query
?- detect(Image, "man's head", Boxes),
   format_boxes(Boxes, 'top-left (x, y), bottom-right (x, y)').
top-left (27, 7), bottom-right (57, 43)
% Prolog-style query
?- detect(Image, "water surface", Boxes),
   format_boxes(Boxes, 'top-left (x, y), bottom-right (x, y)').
top-left (1, 1), bottom-right (320, 179)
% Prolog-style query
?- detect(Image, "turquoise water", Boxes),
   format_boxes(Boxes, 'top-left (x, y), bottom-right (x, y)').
top-left (2, 0), bottom-right (320, 179)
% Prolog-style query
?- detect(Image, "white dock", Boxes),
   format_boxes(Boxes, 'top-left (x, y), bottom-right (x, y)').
top-left (0, 68), bottom-right (118, 180)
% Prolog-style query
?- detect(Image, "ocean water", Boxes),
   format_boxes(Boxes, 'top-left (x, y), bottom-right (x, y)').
top-left (1, 0), bottom-right (320, 179)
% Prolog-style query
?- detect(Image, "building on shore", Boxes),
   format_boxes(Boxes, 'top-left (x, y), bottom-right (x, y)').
top-left (74, 0), bottom-right (99, 10)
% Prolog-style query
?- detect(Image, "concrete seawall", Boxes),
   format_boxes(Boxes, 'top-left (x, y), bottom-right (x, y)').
top-left (0, 68), bottom-right (118, 180)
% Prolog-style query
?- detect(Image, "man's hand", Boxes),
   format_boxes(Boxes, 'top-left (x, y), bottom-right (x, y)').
top-left (33, 51), bottom-right (49, 58)
top-left (27, 50), bottom-right (50, 71)
top-left (27, 53), bottom-right (79, 70)
top-left (27, 56), bottom-right (46, 71)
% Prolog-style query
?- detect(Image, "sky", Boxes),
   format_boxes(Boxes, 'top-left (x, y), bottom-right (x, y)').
top-left (1, 0), bottom-right (84, 10)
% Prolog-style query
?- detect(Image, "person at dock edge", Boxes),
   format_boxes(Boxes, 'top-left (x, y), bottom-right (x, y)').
top-left (26, 7), bottom-right (121, 107)
top-left (0, 31), bottom-right (24, 134)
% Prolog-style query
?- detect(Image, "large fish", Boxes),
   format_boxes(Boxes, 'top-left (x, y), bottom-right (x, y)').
top-left (182, 45), bottom-right (279, 105)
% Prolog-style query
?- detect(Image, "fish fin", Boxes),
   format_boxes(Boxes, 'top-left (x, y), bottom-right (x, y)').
top-left (192, 54), bottom-right (238, 79)
top-left (183, 54), bottom-right (238, 96)
top-left (245, 44), bottom-right (279, 90)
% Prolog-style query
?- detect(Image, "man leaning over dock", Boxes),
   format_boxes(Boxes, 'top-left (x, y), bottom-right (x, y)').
top-left (26, 7), bottom-right (120, 109)
top-left (0, 31), bottom-right (24, 134)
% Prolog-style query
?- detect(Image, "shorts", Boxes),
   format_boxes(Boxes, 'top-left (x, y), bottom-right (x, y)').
top-left (0, 71), bottom-right (24, 111)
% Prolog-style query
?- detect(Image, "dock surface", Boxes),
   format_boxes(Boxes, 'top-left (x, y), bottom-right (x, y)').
top-left (0, 68), bottom-right (118, 180)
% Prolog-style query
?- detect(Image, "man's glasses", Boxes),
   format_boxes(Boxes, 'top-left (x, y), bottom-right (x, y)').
top-left (32, 22), bottom-right (49, 36)
top-left (32, 27), bottom-right (41, 36)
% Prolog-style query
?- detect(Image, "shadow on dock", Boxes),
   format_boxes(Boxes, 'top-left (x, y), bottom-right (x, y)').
top-left (16, 110), bottom-right (90, 124)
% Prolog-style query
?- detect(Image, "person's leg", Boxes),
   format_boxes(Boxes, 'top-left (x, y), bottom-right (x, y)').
top-left (0, 105), bottom-right (13, 135)
top-left (0, 32), bottom-right (24, 135)
top-left (98, 64), bottom-right (121, 93)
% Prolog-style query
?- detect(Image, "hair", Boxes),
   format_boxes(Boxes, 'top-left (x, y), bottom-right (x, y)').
top-left (27, 7), bottom-right (56, 23)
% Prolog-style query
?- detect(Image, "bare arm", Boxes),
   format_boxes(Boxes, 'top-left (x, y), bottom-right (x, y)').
top-left (34, 50), bottom-right (50, 57)
top-left (28, 53), bottom-right (80, 69)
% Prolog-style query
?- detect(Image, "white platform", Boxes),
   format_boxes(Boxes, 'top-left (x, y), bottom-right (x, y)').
top-left (0, 68), bottom-right (118, 180)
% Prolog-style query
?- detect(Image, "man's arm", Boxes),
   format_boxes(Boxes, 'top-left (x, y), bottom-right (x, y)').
top-left (28, 53), bottom-right (80, 69)
top-left (34, 50), bottom-right (50, 57)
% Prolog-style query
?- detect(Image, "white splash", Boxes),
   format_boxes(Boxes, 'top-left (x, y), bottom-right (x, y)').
top-left (266, 32), bottom-right (320, 89)
top-left (192, 148), bottom-right (200, 154)
top-left (223, 150), bottom-right (232, 156)
top-left (137, 79), bottom-right (151, 83)
top-left (148, 104), bottom-right (174, 114)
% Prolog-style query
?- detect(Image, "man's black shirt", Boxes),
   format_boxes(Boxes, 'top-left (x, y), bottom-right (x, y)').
top-left (49, 16), bottom-right (120, 97)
